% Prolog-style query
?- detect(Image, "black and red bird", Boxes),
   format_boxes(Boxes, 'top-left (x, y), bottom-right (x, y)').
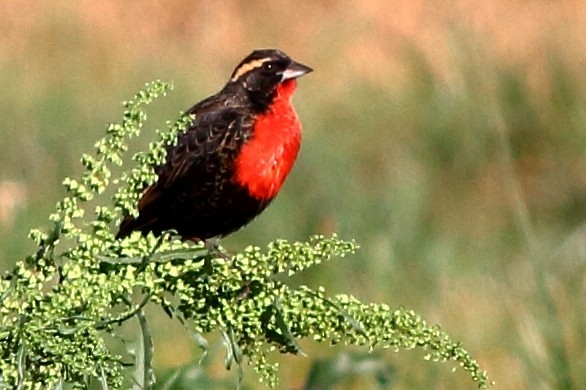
top-left (116, 49), bottom-right (312, 242)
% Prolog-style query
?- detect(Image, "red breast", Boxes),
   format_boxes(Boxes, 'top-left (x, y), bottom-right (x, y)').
top-left (234, 79), bottom-right (302, 200)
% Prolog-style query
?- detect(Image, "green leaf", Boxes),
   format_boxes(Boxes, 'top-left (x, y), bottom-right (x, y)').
top-left (221, 328), bottom-right (244, 389)
top-left (132, 309), bottom-right (155, 390)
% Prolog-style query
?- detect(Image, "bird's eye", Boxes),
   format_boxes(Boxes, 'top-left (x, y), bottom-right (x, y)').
top-left (263, 62), bottom-right (274, 71)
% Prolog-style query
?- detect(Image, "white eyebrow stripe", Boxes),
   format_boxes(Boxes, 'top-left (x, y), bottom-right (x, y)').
top-left (231, 58), bottom-right (271, 82)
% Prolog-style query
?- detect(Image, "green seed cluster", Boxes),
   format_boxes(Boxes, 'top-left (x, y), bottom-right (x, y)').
top-left (0, 81), bottom-right (491, 389)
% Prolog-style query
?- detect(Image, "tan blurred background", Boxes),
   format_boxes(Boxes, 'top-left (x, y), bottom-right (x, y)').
top-left (2, 1), bottom-right (586, 388)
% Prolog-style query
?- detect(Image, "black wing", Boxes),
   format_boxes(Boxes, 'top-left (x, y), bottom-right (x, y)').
top-left (116, 106), bottom-right (253, 238)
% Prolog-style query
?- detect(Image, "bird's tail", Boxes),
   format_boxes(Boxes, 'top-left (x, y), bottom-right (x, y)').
top-left (115, 215), bottom-right (137, 240)
top-left (116, 213), bottom-right (164, 239)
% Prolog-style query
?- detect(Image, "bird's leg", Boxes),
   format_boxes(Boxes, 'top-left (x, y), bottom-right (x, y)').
top-left (188, 237), bottom-right (249, 298)
top-left (198, 238), bottom-right (255, 299)
top-left (237, 280), bottom-right (253, 301)
top-left (205, 240), bottom-right (232, 262)
top-left (187, 236), bottom-right (232, 261)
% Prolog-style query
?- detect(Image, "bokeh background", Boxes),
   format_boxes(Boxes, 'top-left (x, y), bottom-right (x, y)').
top-left (2, 1), bottom-right (586, 388)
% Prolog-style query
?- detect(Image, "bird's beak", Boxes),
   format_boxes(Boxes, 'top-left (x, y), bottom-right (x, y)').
top-left (281, 61), bottom-right (313, 81)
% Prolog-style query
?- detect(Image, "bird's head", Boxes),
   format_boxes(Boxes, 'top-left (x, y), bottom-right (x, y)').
top-left (227, 49), bottom-right (312, 111)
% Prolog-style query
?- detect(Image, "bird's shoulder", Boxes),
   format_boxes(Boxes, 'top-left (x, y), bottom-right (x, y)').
top-left (157, 97), bottom-right (255, 187)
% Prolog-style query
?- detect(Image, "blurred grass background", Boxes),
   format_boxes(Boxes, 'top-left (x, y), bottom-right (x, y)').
top-left (2, 1), bottom-right (586, 388)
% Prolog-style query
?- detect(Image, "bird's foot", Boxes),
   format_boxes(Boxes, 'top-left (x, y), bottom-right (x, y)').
top-left (237, 280), bottom-right (253, 301)
top-left (199, 239), bottom-right (232, 261)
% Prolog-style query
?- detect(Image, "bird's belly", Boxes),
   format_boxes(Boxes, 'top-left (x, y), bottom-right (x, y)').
top-left (175, 180), bottom-right (270, 239)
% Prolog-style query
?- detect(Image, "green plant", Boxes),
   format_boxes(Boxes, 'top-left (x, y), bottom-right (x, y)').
top-left (0, 81), bottom-right (491, 389)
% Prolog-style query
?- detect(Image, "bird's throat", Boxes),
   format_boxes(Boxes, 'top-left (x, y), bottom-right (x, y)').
top-left (234, 80), bottom-right (302, 200)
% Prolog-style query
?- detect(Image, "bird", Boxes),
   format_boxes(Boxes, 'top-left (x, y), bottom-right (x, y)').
top-left (116, 49), bottom-right (312, 242)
